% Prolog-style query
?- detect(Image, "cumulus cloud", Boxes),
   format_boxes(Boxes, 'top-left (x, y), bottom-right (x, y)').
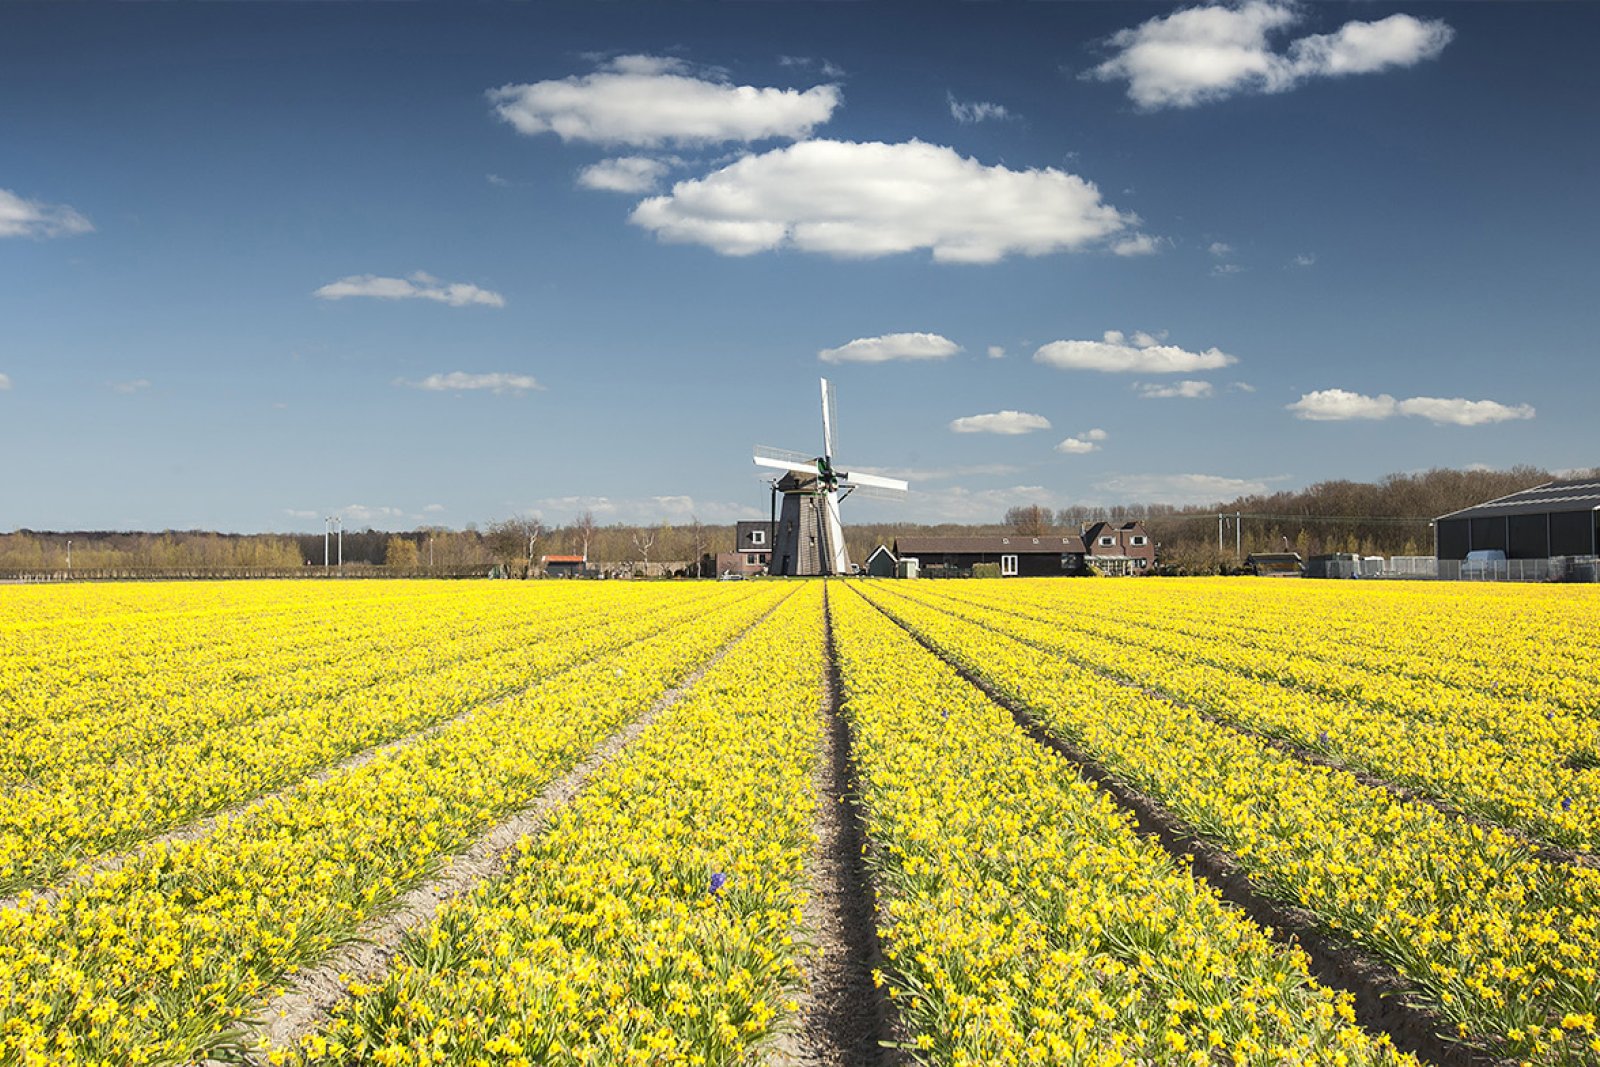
top-left (423, 503), bottom-right (446, 514)
top-left (489, 55), bottom-right (840, 147)
top-left (0, 373), bottom-right (11, 390)
top-left (1137, 379), bottom-right (1213, 399)
top-left (339, 504), bottom-right (406, 525)
top-left (1208, 241), bottom-right (1233, 257)
top-left (396, 372), bottom-right (544, 394)
top-left (1287, 389), bottom-right (1536, 426)
top-left (987, 345), bottom-right (1006, 360)
top-left (947, 92), bottom-right (1011, 124)
top-left (1290, 252), bottom-right (1317, 268)
top-left (818, 332), bottom-right (961, 364)
top-left (1110, 233), bottom-right (1162, 256)
top-left (1094, 472), bottom-right (1274, 505)
top-left (109, 379), bottom-right (152, 395)
top-left (949, 410), bottom-right (1052, 435)
top-left (577, 156), bottom-right (672, 193)
top-left (1090, 2), bottom-right (1452, 110)
top-left (527, 493), bottom-right (750, 524)
top-left (314, 271), bottom-right (505, 308)
top-left (1035, 330), bottom-right (1237, 374)
top-left (0, 188), bottom-right (93, 239)
top-left (630, 139), bottom-right (1137, 263)
top-left (1057, 428), bottom-right (1108, 454)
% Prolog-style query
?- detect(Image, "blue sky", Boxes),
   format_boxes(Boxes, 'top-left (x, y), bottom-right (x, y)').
top-left (2, 2), bottom-right (1596, 532)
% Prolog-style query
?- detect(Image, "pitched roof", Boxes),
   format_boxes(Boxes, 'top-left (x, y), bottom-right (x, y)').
top-left (894, 534), bottom-right (1086, 555)
top-left (1437, 478), bottom-right (1600, 521)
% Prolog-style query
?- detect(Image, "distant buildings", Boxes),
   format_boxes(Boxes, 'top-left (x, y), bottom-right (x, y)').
top-left (884, 521), bottom-right (1157, 578)
top-left (714, 520), bottom-right (773, 577)
top-left (1434, 477), bottom-right (1600, 561)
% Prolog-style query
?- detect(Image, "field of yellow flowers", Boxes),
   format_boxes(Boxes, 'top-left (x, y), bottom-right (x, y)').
top-left (1, 577), bottom-right (1597, 1066)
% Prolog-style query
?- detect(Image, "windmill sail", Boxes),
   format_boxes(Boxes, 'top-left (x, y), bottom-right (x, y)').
top-left (753, 377), bottom-right (908, 576)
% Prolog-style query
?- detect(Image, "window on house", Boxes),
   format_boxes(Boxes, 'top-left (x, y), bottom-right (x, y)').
top-left (1131, 536), bottom-right (1147, 546)
top-left (1000, 554), bottom-right (1018, 576)
top-left (747, 554), bottom-right (759, 565)
top-left (1100, 537), bottom-right (1115, 547)
top-left (750, 529), bottom-right (765, 545)
top-left (1136, 558), bottom-right (1148, 568)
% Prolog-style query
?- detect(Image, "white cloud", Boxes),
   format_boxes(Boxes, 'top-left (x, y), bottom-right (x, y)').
top-left (1208, 241), bottom-right (1233, 257)
top-left (527, 493), bottom-right (750, 525)
top-left (423, 504), bottom-right (446, 514)
top-left (1290, 252), bottom-right (1317, 268)
top-left (577, 156), bottom-right (672, 193)
top-left (1056, 428), bottom-right (1108, 455)
top-left (1035, 330), bottom-right (1237, 374)
top-left (284, 509), bottom-right (320, 519)
top-left (947, 92), bottom-right (1011, 124)
top-left (1137, 379), bottom-right (1213, 399)
top-left (987, 345), bottom-right (1006, 360)
top-left (1230, 381), bottom-right (1257, 393)
top-left (1397, 396), bottom-right (1537, 426)
top-left (109, 379), bottom-right (152, 395)
top-left (818, 332), bottom-right (961, 364)
top-left (0, 373), bottom-right (11, 390)
top-left (1091, 2), bottom-right (1453, 110)
top-left (397, 372), bottom-right (544, 394)
top-left (489, 55), bottom-right (840, 147)
top-left (1110, 233), bottom-right (1161, 256)
top-left (314, 271), bottom-right (505, 308)
top-left (486, 173), bottom-right (511, 187)
top-left (1094, 472), bottom-right (1273, 505)
top-left (339, 504), bottom-right (405, 525)
top-left (1288, 388), bottom-right (1535, 426)
top-left (630, 139), bottom-right (1137, 263)
top-left (0, 188), bottom-right (93, 239)
top-left (1211, 262), bottom-right (1244, 276)
top-left (949, 410), bottom-right (1052, 435)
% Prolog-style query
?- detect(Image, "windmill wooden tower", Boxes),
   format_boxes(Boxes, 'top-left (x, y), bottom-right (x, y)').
top-left (754, 378), bottom-right (908, 576)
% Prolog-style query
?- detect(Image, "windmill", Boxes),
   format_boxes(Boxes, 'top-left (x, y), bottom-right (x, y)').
top-left (754, 378), bottom-right (909, 576)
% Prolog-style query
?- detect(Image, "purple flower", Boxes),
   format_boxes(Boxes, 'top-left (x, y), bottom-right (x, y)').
top-left (709, 872), bottom-right (728, 894)
top-left (1318, 730), bottom-right (1330, 745)
top-left (1562, 798), bottom-right (1573, 812)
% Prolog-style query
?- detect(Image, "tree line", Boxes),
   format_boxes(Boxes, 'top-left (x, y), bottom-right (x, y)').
top-left (4, 466), bottom-right (1590, 576)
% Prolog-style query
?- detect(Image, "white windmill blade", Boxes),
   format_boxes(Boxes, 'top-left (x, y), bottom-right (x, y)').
top-left (754, 444), bottom-right (816, 464)
top-left (820, 377), bottom-right (837, 460)
top-left (753, 454), bottom-right (819, 476)
top-left (837, 470), bottom-right (908, 492)
top-left (839, 484), bottom-right (906, 502)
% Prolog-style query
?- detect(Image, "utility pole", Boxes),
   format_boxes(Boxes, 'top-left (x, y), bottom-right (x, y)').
top-left (1217, 513), bottom-right (1224, 554)
top-left (337, 519), bottom-right (343, 575)
top-left (324, 518), bottom-right (330, 573)
top-left (1236, 511), bottom-right (1242, 561)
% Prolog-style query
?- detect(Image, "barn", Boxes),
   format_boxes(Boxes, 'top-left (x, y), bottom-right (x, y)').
top-left (1434, 478), bottom-right (1600, 561)
top-left (892, 535), bottom-right (1088, 577)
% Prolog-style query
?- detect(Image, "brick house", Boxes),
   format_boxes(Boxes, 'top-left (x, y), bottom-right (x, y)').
top-left (1080, 520), bottom-right (1157, 575)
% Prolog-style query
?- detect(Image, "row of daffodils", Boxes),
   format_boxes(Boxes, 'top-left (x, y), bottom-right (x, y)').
top-left (0, 583), bottom-right (788, 1065)
top-left (0, 584), bottom-right (741, 895)
top-left (830, 585), bottom-right (1408, 1067)
top-left (897, 579), bottom-right (1600, 852)
top-left (290, 583), bottom-right (828, 1066)
top-left (860, 581), bottom-right (1600, 1064)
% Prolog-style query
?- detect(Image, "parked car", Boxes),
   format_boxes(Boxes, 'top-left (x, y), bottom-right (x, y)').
top-left (1461, 548), bottom-right (1507, 579)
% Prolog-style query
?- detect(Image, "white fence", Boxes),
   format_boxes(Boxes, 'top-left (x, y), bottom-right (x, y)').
top-left (1377, 555), bottom-right (1600, 583)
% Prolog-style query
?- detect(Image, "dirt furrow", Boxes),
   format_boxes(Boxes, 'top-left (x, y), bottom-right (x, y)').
top-left (862, 589), bottom-right (1497, 1067)
top-left (227, 592), bottom-right (791, 1065)
top-left (765, 585), bottom-right (901, 1067)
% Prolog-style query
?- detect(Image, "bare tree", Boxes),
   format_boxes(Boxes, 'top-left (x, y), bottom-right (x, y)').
top-left (688, 514), bottom-right (705, 578)
top-left (632, 527), bottom-right (656, 573)
top-left (573, 510), bottom-right (598, 564)
top-left (1004, 504), bottom-right (1053, 536)
top-left (486, 516), bottom-right (545, 576)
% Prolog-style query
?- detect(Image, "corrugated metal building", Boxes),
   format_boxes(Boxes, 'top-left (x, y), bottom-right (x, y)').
top-left (1434, 478), bottom-right (1600, 561)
